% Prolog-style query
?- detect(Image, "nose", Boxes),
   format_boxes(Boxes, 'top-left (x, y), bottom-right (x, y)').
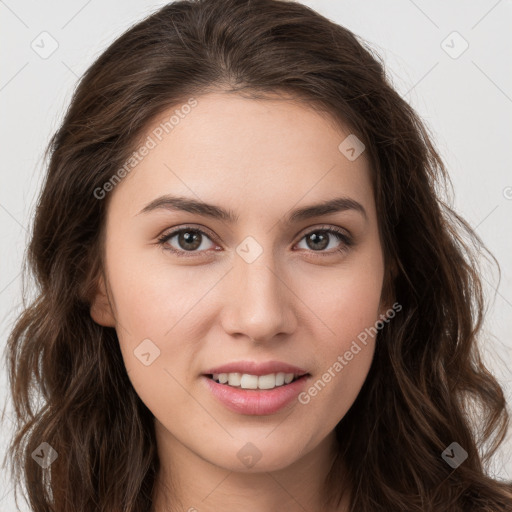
top-left (219, 249), bottom-right (297, 344)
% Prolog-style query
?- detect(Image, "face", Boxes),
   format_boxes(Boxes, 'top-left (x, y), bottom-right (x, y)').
top-left (91, 91), bottom-right (387, 476)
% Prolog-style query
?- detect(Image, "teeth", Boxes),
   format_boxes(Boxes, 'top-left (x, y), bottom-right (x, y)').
top-left (211, 372), bottom-right (301, 390)
top-left (240, 374), bottom-right (258, 389)
top-left (228, 373), bottom-right (241, 386)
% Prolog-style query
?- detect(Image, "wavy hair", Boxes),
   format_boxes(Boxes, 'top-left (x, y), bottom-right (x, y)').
top-left (3, 0), bottom-right (511, 510)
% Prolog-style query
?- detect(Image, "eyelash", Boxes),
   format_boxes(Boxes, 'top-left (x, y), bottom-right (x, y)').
top-left (156, 224), bottom-right (353, 259)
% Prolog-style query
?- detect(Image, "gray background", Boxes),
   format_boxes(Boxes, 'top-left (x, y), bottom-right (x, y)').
top-left (1, 0), bottom-right (511, 509)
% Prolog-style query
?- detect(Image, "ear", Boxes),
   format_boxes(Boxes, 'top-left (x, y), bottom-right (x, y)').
top-left (89, 273), bottom-right (116, 327)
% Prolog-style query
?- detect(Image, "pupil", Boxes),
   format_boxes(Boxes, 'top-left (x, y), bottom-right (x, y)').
top-left (179, 231), bottom-right (201, 250)
top-left (308, 232), bottom-right (328, 250)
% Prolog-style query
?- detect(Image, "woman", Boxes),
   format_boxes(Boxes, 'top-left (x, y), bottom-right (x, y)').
top-left (5, 0), bottom-right (512, 510)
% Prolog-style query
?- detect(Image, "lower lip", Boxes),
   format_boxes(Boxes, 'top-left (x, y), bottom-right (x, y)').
top-left (202, 375), bottom-right (310, 415)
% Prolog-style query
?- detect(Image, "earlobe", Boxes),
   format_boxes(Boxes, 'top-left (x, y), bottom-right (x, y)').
top-left (89, 274), bottom-right (116, 327)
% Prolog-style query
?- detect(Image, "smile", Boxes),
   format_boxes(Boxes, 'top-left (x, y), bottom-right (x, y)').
top-left (207, 372), bottom-right (306, 390)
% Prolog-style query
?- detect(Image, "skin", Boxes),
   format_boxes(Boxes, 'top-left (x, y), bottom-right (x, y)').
top-left (90, 91), bottom-right (389, 512)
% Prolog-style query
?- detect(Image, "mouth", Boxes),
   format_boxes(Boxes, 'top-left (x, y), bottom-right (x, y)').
top-left (204, 372), bottom-right (310, 390)
top-left (201, 371), bottom-right (312, 415)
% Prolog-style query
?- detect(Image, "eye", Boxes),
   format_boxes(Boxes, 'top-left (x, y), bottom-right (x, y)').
top-left (157, 226), bottom-right (218, 258)
top-left (295, 226), bottom-right (353, 256)
top-left (157, 224), bottom-right (353, 258)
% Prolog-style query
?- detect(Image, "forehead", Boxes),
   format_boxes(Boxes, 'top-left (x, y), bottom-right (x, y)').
top-left (108, 91), bottom-right (375, 222)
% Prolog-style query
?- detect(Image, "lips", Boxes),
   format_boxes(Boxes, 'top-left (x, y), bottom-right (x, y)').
top-left (200, 360), bottom-right (311, 414)
top-left (202, 373), bottom-right (311, 415)
top-left (202, 360), bottom-right (308, 377)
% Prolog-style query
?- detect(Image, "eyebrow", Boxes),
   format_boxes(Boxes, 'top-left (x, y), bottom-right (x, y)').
top-left (137, 194), bottom-right (367, 224)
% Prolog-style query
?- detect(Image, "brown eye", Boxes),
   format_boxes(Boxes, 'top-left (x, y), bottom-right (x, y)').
top-left (175, 230), bottom-right (203, 251)
top-left (296, 227), bottom-right (353, 255)
top-left (157, 227), bottom-right (217, 257)
top-left (304, 231), bottom-right (330, 251)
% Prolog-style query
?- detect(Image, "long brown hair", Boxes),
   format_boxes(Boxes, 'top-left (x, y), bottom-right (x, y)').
top-left (3, 0), bottom-right (511, 510)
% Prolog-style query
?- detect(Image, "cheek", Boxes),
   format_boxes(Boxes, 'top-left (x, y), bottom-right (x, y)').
top-left (291, 251), bottom-right (383, 418)
top-left (297, 338), bottom-right (375, 437)
top-left (295, 272), bottom-right (380, 426)
top-left (106, 256), bottom-right (221, 415)
top-left (294, 253), bottom-right (384, 345)
top-left (108, 248), bottom-right (224, 338)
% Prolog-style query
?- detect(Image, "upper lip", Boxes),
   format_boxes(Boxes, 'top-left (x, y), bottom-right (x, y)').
top-left (203, 360), bottom-right (309, 377)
